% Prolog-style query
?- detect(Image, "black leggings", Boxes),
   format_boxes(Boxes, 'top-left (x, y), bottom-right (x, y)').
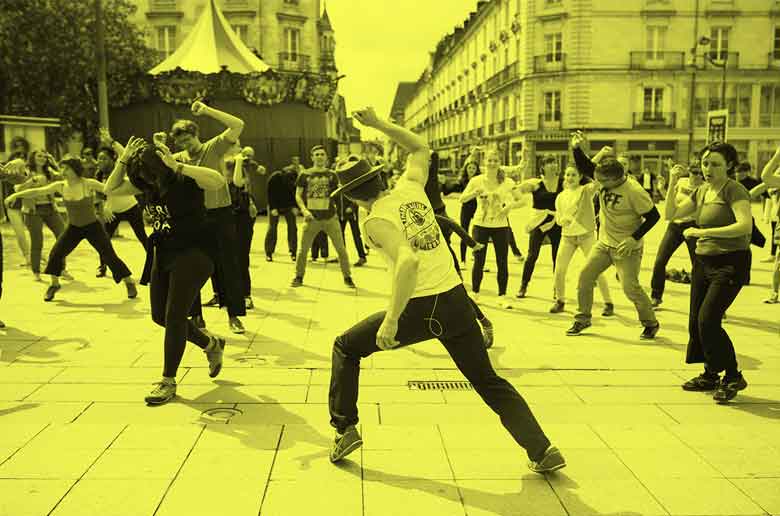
top-left (521, 224), bottom-right (562, 288)
top-left (101, 205), bottom-right (148, 267)
top-left (235, 210), bottom-right (255, 297)
top-left (150, 248), bottom-right (213, 378)
top-left (45, 222), bottom-right (131, 282)
top-left (459, 208), bottom-right (475, 262)
top-left (471, 226), bottom-right (509, 295)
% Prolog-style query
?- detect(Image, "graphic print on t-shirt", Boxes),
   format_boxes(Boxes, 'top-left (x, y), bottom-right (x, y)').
top-left (398, 201), bottom-right (441, 251)
top-left (306, 175), bottom-right (332, 211)
top-left (602, 191), bottom-right (623, 209)
top-left (145, 204), bottom-right (172, 234)
top-left (479, 191), bottom-right (507, 224)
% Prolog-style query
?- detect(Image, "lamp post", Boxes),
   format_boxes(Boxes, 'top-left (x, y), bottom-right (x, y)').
top-left (697, 35), bottom-right (728, 110)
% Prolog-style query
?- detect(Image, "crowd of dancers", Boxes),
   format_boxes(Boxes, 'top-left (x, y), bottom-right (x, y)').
top-left (1, 99), bottom-right (779, 474)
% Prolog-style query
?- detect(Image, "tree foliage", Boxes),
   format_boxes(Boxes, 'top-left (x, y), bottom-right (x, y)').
top-left (0, 0), bottom-right (156, 136)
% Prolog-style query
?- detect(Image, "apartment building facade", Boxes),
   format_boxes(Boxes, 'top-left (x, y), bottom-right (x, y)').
top-left (403, 0), bottom-right (780, 176)
top-left (128, 0), bottom-right (337, 76)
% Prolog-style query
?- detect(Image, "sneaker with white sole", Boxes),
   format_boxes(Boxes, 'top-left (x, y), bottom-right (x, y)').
top-left (145, 379), bottom-right (176, 405)
top-left (528, 445), bottom-right (566, 474)
top-left (330, 426), bottom-right (363, 463)
top-left (764, 293), bottom-right (779, 304)
top-left (205, 336), bottom-right (226, 378)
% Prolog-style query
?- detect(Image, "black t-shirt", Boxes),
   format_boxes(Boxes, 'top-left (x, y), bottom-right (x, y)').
top-left (130, 174), bottom-right (214, 273)
top-left (739, 176), bottom-right (761, 192)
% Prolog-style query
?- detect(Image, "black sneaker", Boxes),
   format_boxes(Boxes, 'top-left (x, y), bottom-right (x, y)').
top-left (229, 316), bottom-right (245, 334)
top-left (344, 276), bottom-right (356, 289)
top-left (203, 295), bottom-right (220, 307)
top-left (682, 372), bottom-right (721, 391)
top-left (354, 257), bottom-right (367, 267)
top-left (291, 276), bottom-right (303, 287)
top-left (549, 300), bottom-right (565, 313)
top-left (329, 426), bottom-right (363, 463)
top-left (96, 265), bottom-right (107, 278)
top-left (515, 286), bottom-right (527, 299)
top-left (125, 281), bottom-right (138, 299)
top-left (528, 445), bottom-right (566, 474)
top-left (245, 297), bottom-right (254, 310)
top-left (713, 374), bottom-right (747, 403)
top-left (651, 297), bottom-right (662, 309)
top-left (566, 321), bottom-right (591, 336)
top-left (266, 255), bottom-right (273, 262)
top-left (640, 323), bottom-right (660, 340)
top-left (44, 284), bottom-right (61, 302)
top-left (145, 380), bottom-right (176, 405)
top-left (601, 303), bottom-right (615, 317)
top-left (205, 336), bottom-right (226, 378)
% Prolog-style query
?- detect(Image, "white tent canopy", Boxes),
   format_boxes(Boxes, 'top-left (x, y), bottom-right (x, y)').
top-left (149, 0), bottom-right (270, 75)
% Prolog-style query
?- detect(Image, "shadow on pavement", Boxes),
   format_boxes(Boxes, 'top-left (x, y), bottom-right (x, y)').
top-left (0, 402), bottom-right (40, 418)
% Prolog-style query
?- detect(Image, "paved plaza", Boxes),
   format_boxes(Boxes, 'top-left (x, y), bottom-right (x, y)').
top-left (0, 199), bottom-right (779, 516)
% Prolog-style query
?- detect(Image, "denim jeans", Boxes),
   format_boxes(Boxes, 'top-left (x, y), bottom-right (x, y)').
top-left (328, 284), bottom-right (551, 462)
top-left (24, 204), bottom-right (65, 274)
top-left (554, 233), bottom-right (611, 305)
top-left (650, 221), bottom-right (697, 301)
top-left (295, 216), bottom-right (351, 278)
top-left (685, 251), bottom-right (749, 373)
top-left (575, 241), bottom-right (657, 327)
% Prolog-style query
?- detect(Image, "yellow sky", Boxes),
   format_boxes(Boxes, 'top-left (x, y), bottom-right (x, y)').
top-left (325, 0), bottom-right (479, 139)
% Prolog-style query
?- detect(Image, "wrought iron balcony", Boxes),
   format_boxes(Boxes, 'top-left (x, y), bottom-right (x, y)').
top-left (149, 0), bottom-right (177, 10)
top-left (278, 52), bottom-right (311, 71)
top-left (485, 62), bottom-right (519, 93)
top-left (703, 51), bottom-right (739, 69)
top-left (533, 54), bottom-right (566, 73)
top-left (633, 112), bottom-right (676, 128)
top-left (629, 51), bottom-right (685, 70)
top-left (538, 113), bottom-right (562, 129)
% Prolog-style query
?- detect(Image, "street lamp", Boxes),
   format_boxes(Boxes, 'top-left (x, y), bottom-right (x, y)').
top-left (695, 35), bottom-right (728, 110)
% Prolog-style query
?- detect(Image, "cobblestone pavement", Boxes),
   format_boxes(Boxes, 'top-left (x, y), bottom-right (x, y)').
top-left (1, 200), bottom-right (778, 516)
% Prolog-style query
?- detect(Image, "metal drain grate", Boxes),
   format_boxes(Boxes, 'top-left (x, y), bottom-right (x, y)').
top-left (407, 380), bottom-right (474, 391)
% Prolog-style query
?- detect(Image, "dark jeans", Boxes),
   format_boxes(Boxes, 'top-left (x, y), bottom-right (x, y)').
top-left (24, 204), bottom-right (66, 274)
top-left (150, 248), bottom-right (213, 378)
top-left (195, 207), bottom-right (246, 318)
top-left (312, 231), bottom-right (329, 259)
top-left (521, 224), bottom-right (561, 288)
top-left (44, 222), bottom-right (131, 283)
top-left (650, 221), bottom-right (697, 301)
top-left (340, 215), bottom-right (366, 259)
top-left (235, 210), bottom-right (255, 297)
top-left (686, 251), bottom-right (749, 373)
top-left (507, 223), bottom-right (522, 256)
top-left (328, 284), bottom-right (550, 461)
top-left (471, 225), bottom-right (509, 295)
top-left (772, 221), bottom-right (778, 256)
top-left (264, 207), bottom-right (297, 257)
top-left (100, 205), bottom-right (149, 268)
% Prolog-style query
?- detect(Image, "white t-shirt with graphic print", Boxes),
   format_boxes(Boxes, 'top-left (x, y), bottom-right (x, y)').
top-left (461, 174), bottom-right (516, 228)
top-left (361, 177), bottom-right (462, 299)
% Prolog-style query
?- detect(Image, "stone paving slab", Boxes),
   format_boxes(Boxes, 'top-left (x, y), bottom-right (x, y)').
top-left (1, 203), bottom-right (779, 515)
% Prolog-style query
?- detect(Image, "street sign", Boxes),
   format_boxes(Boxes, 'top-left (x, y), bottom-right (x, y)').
top-left (706, 109), bottom-right (728, 143)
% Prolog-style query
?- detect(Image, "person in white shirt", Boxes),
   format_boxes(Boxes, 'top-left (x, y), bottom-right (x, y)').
top-left (325, 107), bottom-right (564, 474)
top-left (551, 165), bottom-right (613, 314)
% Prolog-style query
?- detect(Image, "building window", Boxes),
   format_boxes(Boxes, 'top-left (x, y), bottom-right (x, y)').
top-left (283, 27), bottom-right (300, 59)
top-left (643, 87), bottom-right (664, 119)
top-left (283, 0), bottom-right (299, 4)
top-left (231, 24), bottom-right (248, 45)
top-left (646, 26), bottom-right (666, 59)
top-left (726, 84), bottom-right (751, 128)
top-left (156, 25), bottom-right (176, 58)
top-left (709, 27), bottom-right (729, 62)
top-left (502, 97), bottom-right (510, 120)
top-left (544, 33), bottom-right (563, 63)
top-left (759, 84), bottom-right (780, 127)
top-left (543, 91), bottom-right (561, 121)
top-left (774, 27), bottom-right (780, 60)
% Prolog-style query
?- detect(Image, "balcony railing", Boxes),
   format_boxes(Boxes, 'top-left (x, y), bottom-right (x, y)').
top-left (629, 51), bottom-right (685, 70)
top-left (759, 113), bottom-right (780, 127)
top-left (633, 112), bottom-right (676, 128)
top-left (278, 52), bottom-right (311, 71)
top-left (538, 113), bottom-right (562, 129)
top-left (769, 52), bottom-right (780, 69)
top-left (533, 54), bottom-right (567, 73)
top-left (149, 0), bottom-right (177, 9)
top-left (703, 51), bottom-right (739, 69)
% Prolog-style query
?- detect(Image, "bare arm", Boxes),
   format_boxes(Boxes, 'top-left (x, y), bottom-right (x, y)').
top-left (749, 182), bottom-right (768, 200)
top-left (84, 178), bottom-right (106, 194)
top-left (7, 181), bottom-right (63, 201)
top-left (516, 178), bottom-right (542, 194)
top-left (193, 101), bottom-right (245, 142)
top-left (664, 168), bottom-right (696, 221)
top-left (760, 148), bottom-right (780, 188)
top-left (364, 218), bottom-right (420, 322)
top-left (295, 186), bottom-right (309, 214)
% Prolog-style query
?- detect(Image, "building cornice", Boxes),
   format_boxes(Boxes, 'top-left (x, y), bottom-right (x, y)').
top-left (223, 9), bottom-right (257, 17)
top-left (276, 12), bottom-right (307, 24)
top-left (145, 10), bottom-right (184, 19)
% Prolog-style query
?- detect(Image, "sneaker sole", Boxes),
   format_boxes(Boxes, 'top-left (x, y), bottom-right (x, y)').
top-left (145, 393), bottom-right (176, 405)
top-left (531, 461), bottom-right (567, 474)
top-left (209, 364), bottom-right (222, 378)
top-left (330, 438), bottom-right (363, 463)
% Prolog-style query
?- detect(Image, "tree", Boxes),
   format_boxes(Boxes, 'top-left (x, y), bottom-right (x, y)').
top-left (0, 0), bottom-right (156, 144)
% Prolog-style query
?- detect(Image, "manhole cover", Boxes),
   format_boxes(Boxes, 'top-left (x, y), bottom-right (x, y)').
top-left (200, 407), bottom-right (243, 422)
top-left (407, 380), bottom-right (473, 391)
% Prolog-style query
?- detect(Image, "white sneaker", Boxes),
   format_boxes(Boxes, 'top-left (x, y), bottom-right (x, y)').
top-left (764, 293), bottom-right (779, 304)
top-left (498, 296), bottom-right (513, 309)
